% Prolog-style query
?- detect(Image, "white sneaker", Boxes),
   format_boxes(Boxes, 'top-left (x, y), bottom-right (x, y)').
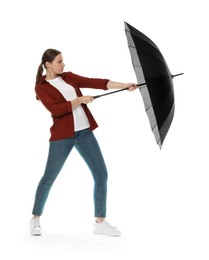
top-left (30, 217), bottom-right (42, 236)
top-left (93, 220), bottom-right (121, 237)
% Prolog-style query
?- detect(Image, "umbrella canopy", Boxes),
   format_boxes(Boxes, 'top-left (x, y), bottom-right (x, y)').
top-left (125, 22), bottom-right (183, 148)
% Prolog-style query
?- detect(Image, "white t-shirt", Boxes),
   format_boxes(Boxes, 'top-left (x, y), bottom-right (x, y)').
top-left (46, 76), bottom-right (90, 131)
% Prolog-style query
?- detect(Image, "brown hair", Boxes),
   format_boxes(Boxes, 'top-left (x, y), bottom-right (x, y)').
top-left (35, 48), bottom-right (61, 100)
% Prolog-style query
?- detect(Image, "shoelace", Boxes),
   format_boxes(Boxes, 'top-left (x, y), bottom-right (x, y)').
top-left (104, 221), bottom-right (117, 230)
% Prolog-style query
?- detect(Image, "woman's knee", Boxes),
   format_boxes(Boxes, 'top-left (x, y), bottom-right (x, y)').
top-left (94, 170), bottom-right (108, 183)
top-left (40, 176), bottom-right (55, 185)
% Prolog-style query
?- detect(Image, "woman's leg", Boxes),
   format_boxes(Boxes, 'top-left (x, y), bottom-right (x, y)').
top-left (74, 129), bottom-right (108, 218)
top-left (32, 138), bottom-right (75, 216)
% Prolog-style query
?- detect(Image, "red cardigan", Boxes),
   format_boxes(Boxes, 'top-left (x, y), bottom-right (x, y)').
top-left (35, 72), bottom-right (109, 141)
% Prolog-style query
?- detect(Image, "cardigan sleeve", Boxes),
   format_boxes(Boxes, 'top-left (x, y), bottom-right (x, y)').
top-left (35, 86), bottom-right (72, 117)
top-left (65, 72), bottom-right (109, 90)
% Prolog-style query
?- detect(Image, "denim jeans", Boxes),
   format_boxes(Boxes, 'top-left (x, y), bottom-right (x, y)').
top-left (32, 128), bottom-right (108, 217)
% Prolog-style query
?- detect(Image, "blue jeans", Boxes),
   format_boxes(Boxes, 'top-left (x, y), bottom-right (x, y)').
top-left (32, 128), bottom-right (108, 217)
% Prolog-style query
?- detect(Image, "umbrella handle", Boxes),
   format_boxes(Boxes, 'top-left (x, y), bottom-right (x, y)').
top-left (93, 82), bottom-right (146, 99)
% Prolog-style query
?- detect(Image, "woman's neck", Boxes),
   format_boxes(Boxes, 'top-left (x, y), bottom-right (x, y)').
top-left (45, 70), bottom-right (58, 80)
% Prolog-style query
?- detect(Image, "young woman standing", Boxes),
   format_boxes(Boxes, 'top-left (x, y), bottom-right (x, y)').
top-left (30, 49), bottom-right (137, 237)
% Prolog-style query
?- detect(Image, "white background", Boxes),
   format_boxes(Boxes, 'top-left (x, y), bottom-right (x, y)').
top-left (0, 0), bottom-right (208, 259)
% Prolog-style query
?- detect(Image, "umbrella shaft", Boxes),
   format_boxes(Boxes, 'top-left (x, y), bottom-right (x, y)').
top-left (93, 82), bottom-right (146, 99)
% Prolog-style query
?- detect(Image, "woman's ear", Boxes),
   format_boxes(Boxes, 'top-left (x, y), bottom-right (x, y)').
top-left (45, 61), bottom-right (50, 69)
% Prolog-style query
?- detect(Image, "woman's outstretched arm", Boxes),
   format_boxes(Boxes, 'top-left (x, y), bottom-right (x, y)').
top-left (107, 81), bottom-right (138, 91)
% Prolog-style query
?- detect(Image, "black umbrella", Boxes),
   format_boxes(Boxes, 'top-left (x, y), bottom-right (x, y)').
top-left (94, 22), bottom-right (183, 148)
top-left (124, 22), bottom-right (184, 148)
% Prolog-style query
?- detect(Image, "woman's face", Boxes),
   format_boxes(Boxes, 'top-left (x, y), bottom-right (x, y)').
top-left (46, 54), bottom-right (65, 75)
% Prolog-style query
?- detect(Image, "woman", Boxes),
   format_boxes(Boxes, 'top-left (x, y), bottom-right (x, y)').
top-left (31, 49), bottom-right (138, 237)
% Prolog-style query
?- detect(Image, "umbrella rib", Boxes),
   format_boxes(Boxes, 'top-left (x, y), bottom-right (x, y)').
top-left (152, 88), bottom-right (173, 110)
top-left (152, 123), bottom-right (157, 131)
top-left (125, 28), bottom-right (159, 51)
top-left (146, 104), bottom-right (153, 111)
top-left (128, 43), bottom-right (136, 48)
top-left (152, 123), bottom-right (162, 147)
top-left (129, 42), bottom-right (167, 64)
top-left (125, 28), bottom-right (161, 52)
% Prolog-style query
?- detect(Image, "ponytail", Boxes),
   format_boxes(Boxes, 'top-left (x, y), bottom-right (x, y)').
top-left (36, 63), bottom-right (44, 84)
top-left (35, 49), bottom-right (61, 100)
top-left (35, 63), bottom-right (44, 100)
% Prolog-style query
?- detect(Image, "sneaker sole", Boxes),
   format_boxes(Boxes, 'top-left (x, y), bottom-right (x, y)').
top-left (30, 230), bottom-right (42, 236)
top-left (93, 231), bottom-right (121, 237)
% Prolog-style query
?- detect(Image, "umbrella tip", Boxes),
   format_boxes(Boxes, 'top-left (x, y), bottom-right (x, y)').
top-left (172, 73), bottom-right (184, 78)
